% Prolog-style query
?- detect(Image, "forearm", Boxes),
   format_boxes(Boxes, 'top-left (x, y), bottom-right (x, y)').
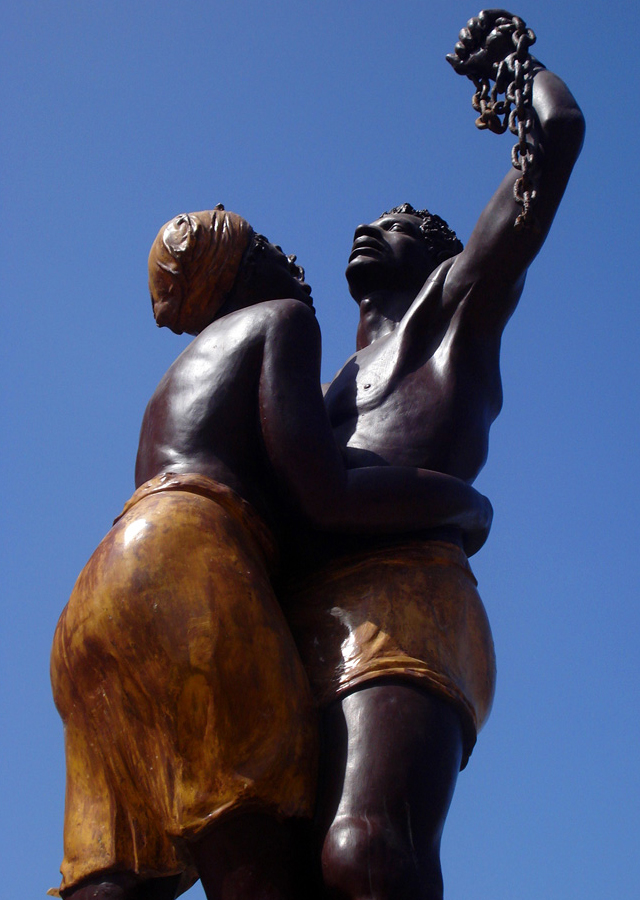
top-left (312, 466), bottom-right (491, 540)
top-left (446, 41), bottom-right (584, 315)
top-left (259, 304), bottom-right (491, 545)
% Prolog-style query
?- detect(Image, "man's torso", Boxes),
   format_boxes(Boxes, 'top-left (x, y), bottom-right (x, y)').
top-left (325, 275), bottom-right (503, 483)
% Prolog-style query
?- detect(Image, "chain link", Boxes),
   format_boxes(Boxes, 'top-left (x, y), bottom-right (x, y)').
top-left (469, 16), bottom-right (538, 230)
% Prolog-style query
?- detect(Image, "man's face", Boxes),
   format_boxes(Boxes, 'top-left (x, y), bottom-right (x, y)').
top-left (346, 213), bottom-right (436, 300)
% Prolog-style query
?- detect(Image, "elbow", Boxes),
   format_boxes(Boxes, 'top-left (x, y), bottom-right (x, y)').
top-left (555, 107), bottom-right (585, 155)
top-left (541, 104), bottom-right (586, 164)
top-left (534, 70), bottom-right (585, 162)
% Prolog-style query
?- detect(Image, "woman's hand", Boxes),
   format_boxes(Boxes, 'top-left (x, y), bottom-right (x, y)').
top-left (457, 483), bottom-right (493, 557)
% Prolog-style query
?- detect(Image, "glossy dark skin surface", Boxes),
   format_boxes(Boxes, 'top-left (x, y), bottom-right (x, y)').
top-left (315, 16), bottom-right (585, 900)
top-left (62, 236), bottom-right (491, 900)
top-left (135, 290), bottom-right (491, 548)
top-left (318, 685), bottom-right (463, 900)
top-left (61, 13), bottom-right (584, 898)
top-left (328, 78), bottom-right (584, 480)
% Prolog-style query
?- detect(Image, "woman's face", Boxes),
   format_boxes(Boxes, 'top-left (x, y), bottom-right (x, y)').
top-left (253, 236), bottom-right (314, 307)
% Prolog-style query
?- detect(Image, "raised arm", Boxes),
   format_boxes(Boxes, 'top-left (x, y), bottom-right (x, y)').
top-left (258, 299), bottom-right (492, 553)
top-left (444, 10), bottom-right (585, 331)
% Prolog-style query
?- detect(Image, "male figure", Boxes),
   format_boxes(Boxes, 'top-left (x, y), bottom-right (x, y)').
top-left (286, 12), bottom-right (585, 900)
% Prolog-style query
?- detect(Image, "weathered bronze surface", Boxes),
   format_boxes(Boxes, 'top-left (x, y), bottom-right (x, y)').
top-left (52, 475), bottom-right (316, 895)
top-left (285, 539), bottom-right (495, 766)
top-left (51, 10), bottom-right (584, 900)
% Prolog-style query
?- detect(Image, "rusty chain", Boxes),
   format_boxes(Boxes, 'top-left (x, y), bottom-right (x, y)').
top-left (469, 16), bottom-right (538, 230)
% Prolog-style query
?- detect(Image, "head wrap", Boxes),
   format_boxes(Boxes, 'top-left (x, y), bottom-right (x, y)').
top-left (148, 206), bottom-right (254, 335)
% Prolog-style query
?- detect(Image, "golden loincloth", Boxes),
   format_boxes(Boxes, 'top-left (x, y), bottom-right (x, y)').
top-left (283, 540), bottom-right (496, 767)
top-left (51, 473), bottom-right (317, 896)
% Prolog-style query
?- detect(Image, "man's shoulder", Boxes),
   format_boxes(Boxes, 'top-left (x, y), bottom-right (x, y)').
top-left (440, 246), bottom-right (526, 336)
top-left (395, 257), bottom-right (457, 342)
top-left (409, 257), bottom-right (457, 314)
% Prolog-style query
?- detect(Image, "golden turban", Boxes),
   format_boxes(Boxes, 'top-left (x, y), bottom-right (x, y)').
top-left (148, 207), bottom-right (254, 335)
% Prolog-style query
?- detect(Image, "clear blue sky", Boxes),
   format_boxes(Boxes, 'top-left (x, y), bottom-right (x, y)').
top-left (3, 2), bottom-right (638, 897)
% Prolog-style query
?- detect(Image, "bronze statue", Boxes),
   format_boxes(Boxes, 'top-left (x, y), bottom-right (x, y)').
top-left (283, 10), bottom-right (584, 900)
top-left (51, 10), bottom-right (584, 900)
top-left (51, 207), bottom-right (490, 900)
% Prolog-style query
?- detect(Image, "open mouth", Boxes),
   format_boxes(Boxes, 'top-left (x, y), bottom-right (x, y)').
top-left (348, 239), bottom-right (385, 262)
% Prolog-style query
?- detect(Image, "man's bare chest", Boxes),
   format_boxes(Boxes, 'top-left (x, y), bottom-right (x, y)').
top-left (324, 330), bottom-right (492, 478)
top-left (327, 348), bottom-right (442, 422)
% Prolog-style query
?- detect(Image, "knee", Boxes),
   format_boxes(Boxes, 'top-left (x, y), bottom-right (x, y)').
top-left (321, 813), bottom-right (443, 900)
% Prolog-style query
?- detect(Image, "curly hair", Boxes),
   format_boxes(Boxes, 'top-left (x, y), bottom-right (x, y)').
top-left (381, 203), bottom-right (463, 263)
top-left (224, 232), bottom-right (309, 312)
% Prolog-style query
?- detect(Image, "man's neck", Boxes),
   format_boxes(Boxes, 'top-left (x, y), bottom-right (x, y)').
top-left (355, 289), bottom-right (416, 349)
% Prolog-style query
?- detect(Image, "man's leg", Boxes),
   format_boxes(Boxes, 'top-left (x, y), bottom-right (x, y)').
top-left (317, 682), bottom-right (463, 900)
